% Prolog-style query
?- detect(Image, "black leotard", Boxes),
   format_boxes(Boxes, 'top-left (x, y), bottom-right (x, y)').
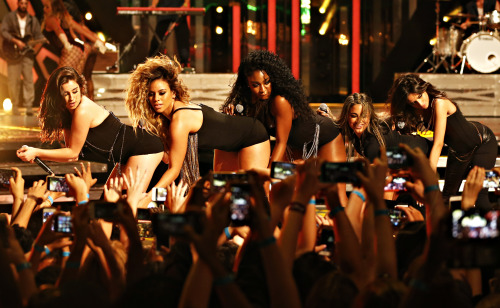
top-left (171, 104), bottom-right (269, 152)
top-left (353, 122), bottom-right (431, 162)
top-left (80, 112), bottom-right (164, 165)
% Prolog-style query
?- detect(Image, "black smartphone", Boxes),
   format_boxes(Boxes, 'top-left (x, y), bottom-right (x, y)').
top-left (316, 226), bottom-right (335, 256)
top-left (450, 209), bottom-right (500, 240)
top-left (384, 176), bottom-right (409, 192)
top-left (388, 209), bottom-right (406, 227)
top-left (152, 212), bottom-right (204, 238)
top-left (320, 161), bottom-right (365, 186)
top-left (483, 170), bottom-right (500, 189)
top-left (270, 161), bottom-right (296, 180)
top-left (53, 215), bottom-right (73, 234)
top-left (137, 208), bottom-right (153, 238)
top-left (88, 201), bottom-right (118, 220)
top-left (47, 176), bottom-right (69, 192)
top-left (229, 184), bottom-right (252, 226)
top-left (0, 168), bottom-right (15, 185)
top-left (386, 147), bottom-right (412, 169)
top-left (152, 187), bottom-right (167, 202)
top-left (211, 172), bottom-right (248, 192)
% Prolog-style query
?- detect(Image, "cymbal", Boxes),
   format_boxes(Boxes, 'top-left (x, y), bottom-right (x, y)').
top-left (446, 13), bottom-right (476, 19)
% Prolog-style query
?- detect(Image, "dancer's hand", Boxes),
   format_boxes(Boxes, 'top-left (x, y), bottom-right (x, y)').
top-left (16, 146), bottom-right (38, 163)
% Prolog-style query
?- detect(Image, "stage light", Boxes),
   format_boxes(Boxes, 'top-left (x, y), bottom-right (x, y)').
top-left (216, 6), bottom-right (223, 13)
top-left (85, 12), bottom-right (92, 21)
top-left (319, 23), bottom-right (327, 35)
top-left (3, 98), bottom-right (12, 113)
top-left (246, 20), bottom-right (256, 35)
top-left (429, 38), bottom-right (437, 46)
top-left (319, 0), bottom-right (330, 14)
top-left (97, 88), bottom-right (106, 94)
top-left (97, 32), bottom-right (105, 42)
top-left (215, 26), bottom-right (223, 35)
top-left (338, 34), bottom-right (349, 45)
top-left (443, 16), bottom-right (450, 22)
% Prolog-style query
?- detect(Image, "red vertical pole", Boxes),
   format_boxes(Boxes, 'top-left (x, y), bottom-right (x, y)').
top-left (232, 3), bottom-right (241, 73)
top-left (352, 0), bottom-right (361, 93)
top-left (291, 0), bottom-right (300, 79)
top-left (268, 0), bottom-right (276, 52)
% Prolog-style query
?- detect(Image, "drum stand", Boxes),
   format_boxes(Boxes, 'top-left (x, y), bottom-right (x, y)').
top-left (415, 0), bottom-right (451, 73)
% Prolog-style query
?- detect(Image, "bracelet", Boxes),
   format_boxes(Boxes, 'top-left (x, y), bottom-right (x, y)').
top-left (44, 247), bottom-right (51, 255)
top-left (47, 196), bottom-right (54, 205)
top-left (374, 209), bottom-right (389, 217)
top-left (224, 227), bottom-right (233, 240)
top-left (213, 274), bottom-right (235, 286)
top-left (65, 261), bottom-right (80, 269)
top-left (257, 236), bottom-right (276, 248)
top-left (86, 193), bottom-right (90, 199)
top-left (328, 206), bottom-right (345, 218)
top-left (62, 251), bottom-right (71, 257)
top-left (289, 201), bottom-right (307, 215)
top-left (15, 262), bottom-right (32, 272)
top-left (33, 243), bottom-right (45, 253)
top-left (352, 190), bottom-right (366, 202)
top-left (424, 184), bottom-right (440, 194)
top-left (77, 200), bottom-right (89, 205)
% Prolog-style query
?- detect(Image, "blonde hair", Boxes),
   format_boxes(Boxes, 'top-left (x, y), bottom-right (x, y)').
top-left (125, 55), bottom-right (190, 148)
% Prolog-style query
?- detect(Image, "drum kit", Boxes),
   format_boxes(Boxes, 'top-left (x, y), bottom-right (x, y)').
top-left (416, 1), bottom-right (500, 74)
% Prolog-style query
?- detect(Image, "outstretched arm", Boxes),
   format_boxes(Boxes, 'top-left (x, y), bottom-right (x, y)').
top-left (428, 99), bottom-right (449, 172)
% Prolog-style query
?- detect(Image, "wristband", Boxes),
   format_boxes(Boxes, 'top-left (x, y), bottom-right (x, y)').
top-left (77, 200), bottom-right (89, 205)
top-left (15, 262), bottom-right (32, 272)
top-left (33, 243), bottom-right (45, 253)
top-left (328, 206), bottom-right (345, 218)
top-left (257, 236), bottom-right (276, 248)
top-left (44, 247), bottom-right (51, 255)
top-left (47, 196), bottom-right (54, 205)
top-left (62, 251), bottom-right (71, 257)
top-left (352, 190), bottom-right (366, 202)
top-left (65, 261), bottom-right (80, 269)
top-left (213, 274), bottom-right (235, 286)
top-left (374, 209), bottom-right (389, 217)
top-left (289, 201), bottom-right (307, 214)
top-left (86, 193), bottom-right (90, 199)
top-left (224, 227), bottom-right (233, 240)
top-left (424, 184), bottom-right (440, 194)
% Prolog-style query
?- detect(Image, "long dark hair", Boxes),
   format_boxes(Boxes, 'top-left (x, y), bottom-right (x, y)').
top-left (39, 66), bottom-right (87, 142)
top-left (387, 74), bottom-right (454, 133)
top-left (338, 93), bottom-right (386, 159)
top-left (222, 50), bottom-right (312, 127)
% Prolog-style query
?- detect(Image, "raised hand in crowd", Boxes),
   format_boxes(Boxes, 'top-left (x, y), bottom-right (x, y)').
top-left (12, 179), bottom-right (49, 228)
top-left (166, 180), bottom-right (189, 213)
top-left (8, 167), bottom-right (24, 220)
top-left (74, 162), bottom-right (98, 193)
top-left (104, 176), bottom-right (124, 203)
top-left (123, 168), bottom-right (149, 215)
top-left (462, 166), bottom-right (486, 210)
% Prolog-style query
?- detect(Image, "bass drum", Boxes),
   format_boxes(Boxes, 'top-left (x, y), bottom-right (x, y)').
top-left (460, 32), bottom-right (500, 73)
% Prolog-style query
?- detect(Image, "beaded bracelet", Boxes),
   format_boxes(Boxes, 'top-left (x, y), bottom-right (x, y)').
top-left (328, 206), bottom-right (345, 218)
top-left (224, 227), bottom-right (233, 240)
top-left (289, 201), bottom-right (307, 214)
top-left (47, 196), bottom-right (54, 205)
top-left (374, 209), bottom-right (389, 217)
top-left (15, 262), bottom-right (32, 272)
top-left (33, 243), bottom-right (45, 253)
top-left (213, 274), bottom-right (235, 286)
top-left (424, 184), bottom-right (440, 194)
top-left (257, 236), bottom-right (276, 248)
top-left (352, 190), bottom-right (366, 202)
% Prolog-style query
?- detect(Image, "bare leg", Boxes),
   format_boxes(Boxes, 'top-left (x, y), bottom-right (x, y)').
top-left (122, 152), bottom-right (164, 193)
top-left (239, 140), bottom-right (271, 170)
top-left (213, 150), bottom-right (239, 172)
top-left (318, 134), bottom-right (349, 206)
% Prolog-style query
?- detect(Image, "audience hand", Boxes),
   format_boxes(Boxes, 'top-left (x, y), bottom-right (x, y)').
top-left (65, 174), bottom-right (88, 202)
top-left (74, 162), bottom-right (97, 191)
top-left (462, 166), bottom-right (485, 209)
top-left (8, 167), bottom-right (24, 201)
top-left (395, 205), bottom-right (424, 222)
top-left (166, 180), bottom-right (189, 213)
top-left (104, 177), bottom-right (123, 203)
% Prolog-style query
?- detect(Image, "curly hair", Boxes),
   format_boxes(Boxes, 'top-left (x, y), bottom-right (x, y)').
top-left (338, 93), bottom-right (386, 160)
top-left (221, 50), bottom-right (312, 128)
top-left (125, 55), bottom-right (190, 148)
top-left (39, 66), bottom-right (87, 143)
top-left (387, 74), bottom-right (454, 133)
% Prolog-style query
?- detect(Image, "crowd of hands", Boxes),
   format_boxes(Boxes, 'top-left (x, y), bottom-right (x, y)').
top-left (1, 144), bottom-right (500, 308)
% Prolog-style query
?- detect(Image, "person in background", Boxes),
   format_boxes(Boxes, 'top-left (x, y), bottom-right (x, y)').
top-left (1, 0), bottom-right (46, 116)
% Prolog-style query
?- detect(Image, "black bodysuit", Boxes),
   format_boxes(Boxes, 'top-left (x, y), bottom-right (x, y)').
top-left (79, 112), bottom-right (164, 165)
top-left (171, 104), bottom-right (269, 151)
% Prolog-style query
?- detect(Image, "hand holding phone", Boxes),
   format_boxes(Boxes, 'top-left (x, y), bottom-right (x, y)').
top-left (270, 162), bottom-right (296, 180)
top-left (386, 147), bottom-right (412, 170)
top-left (152, 187), bottom-right (167, 202)
top-left (483, 170), bottom-right (500, 189)
top-left (0, 168), bottom-right (15, 185)
top-left (384, 176), bottom-right (409, 192)
top-left (53, 214), bottom-right (73, 234)
top-left (229, 184), bottom-right (252, 226)
top-left (320, 161), bottom-right (365, 186)
top-left (47, 176), bottom-right (69, 192)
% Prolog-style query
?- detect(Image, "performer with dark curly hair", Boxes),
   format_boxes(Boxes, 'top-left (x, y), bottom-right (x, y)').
top-left (222, 50), bottom-right (345, 166)
top-left (16, 66), bottom-right (164, 192)
top-left (126, 56), bottom-right (270, 188)
top-left (388, 74), bottom-right (497, 208)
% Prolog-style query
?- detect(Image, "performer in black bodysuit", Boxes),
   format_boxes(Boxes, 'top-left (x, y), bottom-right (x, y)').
top-left (16, 66), bottom-right (164, 193)
top-left (338, 93), bottom-right (431, 162)
top-left (222, 50), bottom-right (346, 165)
top-left (125, 55), bottom-right (270, 188)
top-left (388, 74), bottom-right (497, 209)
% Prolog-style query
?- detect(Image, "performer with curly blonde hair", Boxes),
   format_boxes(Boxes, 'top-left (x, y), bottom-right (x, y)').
top-left (126, 56), bottom-right (270, 188)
